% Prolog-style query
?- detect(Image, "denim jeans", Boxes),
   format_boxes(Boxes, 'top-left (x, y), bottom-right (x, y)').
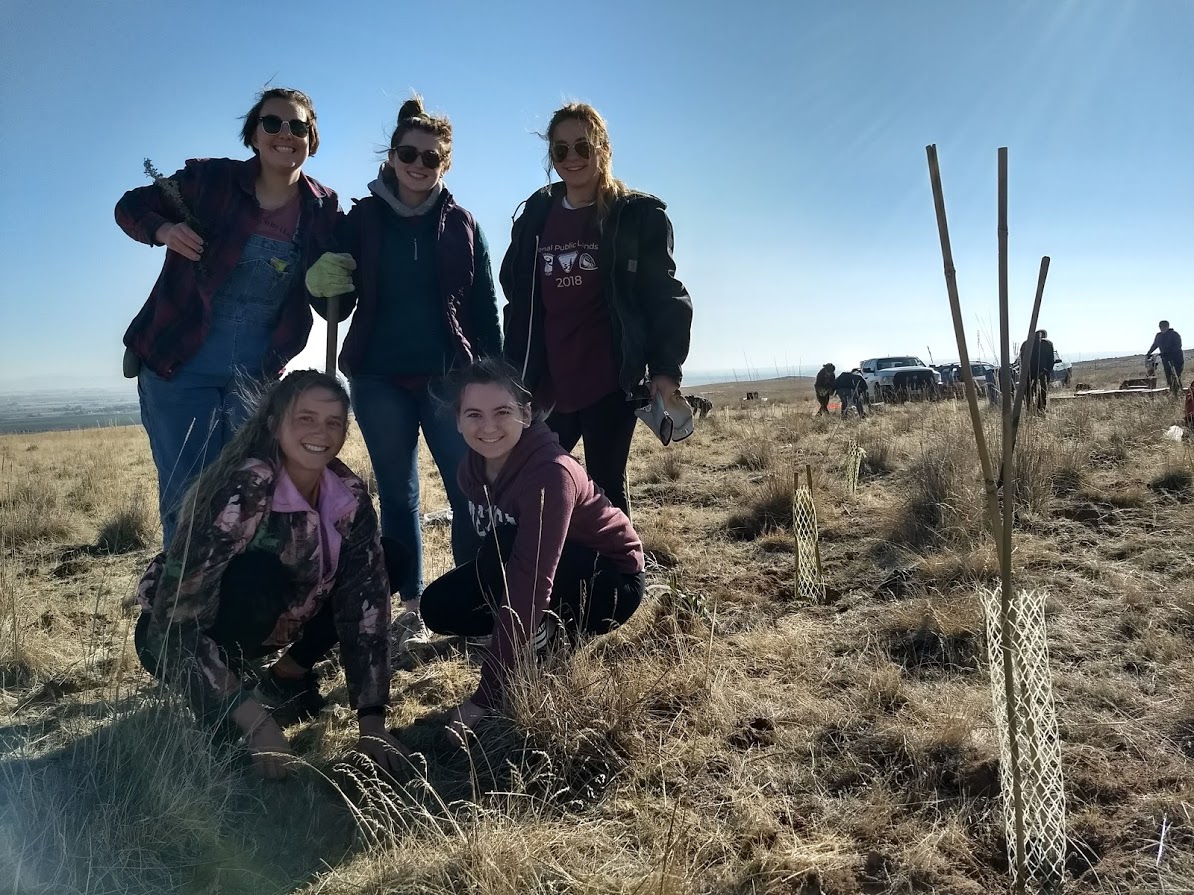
top-left (139, 233), bottom-right (299, 548)
top-left (836, 388), bottom-right (865, 418)
top-left (349, 375), bottom-right (475, 600)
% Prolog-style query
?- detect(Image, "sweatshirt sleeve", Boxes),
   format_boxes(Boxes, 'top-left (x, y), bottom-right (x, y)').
top-left (114, 159), bottom-right (204, 247)
top-left (473, 465), bottom-right (578, 710)
top-left (1147, 335), bottom-right (1161, 355)
top-left (637, 205), bottom-right (693, 384)
top-left (145, 464), bottom-right (271, 725)
top-left (328, 491), bottom-right (392, 712)
top-left (468, 223), bottom-right (503, 358)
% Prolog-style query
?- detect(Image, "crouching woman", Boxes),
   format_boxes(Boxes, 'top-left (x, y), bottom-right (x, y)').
top-left (133, 370), bottom-right (405, 778)
top-left (419, 358), bottom-right (646, 732)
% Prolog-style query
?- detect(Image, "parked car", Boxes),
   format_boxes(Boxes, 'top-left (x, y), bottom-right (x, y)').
top-left (859, 356), bottom-right (942, 403)
top-left (1051, 354), bottom-right (1073, 386)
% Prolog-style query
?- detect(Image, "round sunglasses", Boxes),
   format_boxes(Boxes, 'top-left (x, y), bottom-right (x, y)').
top-left (258, 115), bottom-right (310, 138)
top-left (551, 139), bottom-right (594, 163)
top-left (393, 144), bottom-right (444, 169)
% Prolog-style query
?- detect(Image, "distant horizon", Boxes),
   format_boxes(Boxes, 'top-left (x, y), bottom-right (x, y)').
top-left (0, 346), bottom-right (1172, 396)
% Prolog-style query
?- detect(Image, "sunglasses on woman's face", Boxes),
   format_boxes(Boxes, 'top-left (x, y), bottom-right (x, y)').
top-left (393, 145), bottom-right (443, 169)
top-left (551, 139), bottom-right (594, 163)
top-left (258, 115), bottom-right (310, 138)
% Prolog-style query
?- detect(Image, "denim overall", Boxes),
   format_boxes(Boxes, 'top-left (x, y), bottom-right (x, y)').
top-left (139, 228), bottom-right (301, 548)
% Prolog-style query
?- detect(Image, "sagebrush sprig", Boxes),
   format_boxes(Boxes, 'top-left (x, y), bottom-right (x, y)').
top-left (143, 158), bottom-right (207, 277)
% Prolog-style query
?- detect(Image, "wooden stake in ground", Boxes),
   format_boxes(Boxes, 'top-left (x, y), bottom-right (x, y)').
top-left (1000, 258), bottom-right (1052, 488)
top-left (324, 296), bottom-right (340, 376)
top-left (996, 147), bottom-right (1029, 895)
top-left (926, 143), bottom-right (1027, 893)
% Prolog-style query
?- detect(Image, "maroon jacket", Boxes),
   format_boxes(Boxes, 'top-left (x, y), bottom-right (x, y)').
top-left (116, 157), bottom-right (340, 379)
top-left (458, 421), bottom-right (643, 707)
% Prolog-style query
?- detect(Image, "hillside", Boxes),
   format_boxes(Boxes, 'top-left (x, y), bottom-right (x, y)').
top-left (2, 389), bottom-right (1193, 893)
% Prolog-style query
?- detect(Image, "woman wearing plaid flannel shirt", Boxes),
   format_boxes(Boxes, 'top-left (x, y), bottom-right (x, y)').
top-left (116, 87), bottom-right (340, 550)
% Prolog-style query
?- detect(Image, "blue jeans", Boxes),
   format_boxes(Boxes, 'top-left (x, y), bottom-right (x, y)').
top-left (836, 388), bottom-right (865, 418)
top-left (349, 375), bottom-right (475, 600)
top-left (139, 233), bottom-right (299, 548)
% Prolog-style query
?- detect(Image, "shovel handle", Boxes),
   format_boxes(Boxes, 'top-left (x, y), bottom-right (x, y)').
top-left (324, 295), bottom-right (339, 376)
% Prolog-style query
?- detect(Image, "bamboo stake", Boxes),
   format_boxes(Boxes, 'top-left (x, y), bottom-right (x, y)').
top-left (324, 295), bottom-right (340, 376)
top-left (927, 144), bottom-right (1026, 892)
top-left (805, 464), bottom-right (824, 580)
top-left (997, 147), bottom-right (1028, 895)
top-left (792, 465), bottom-right (800, 599)
top-left (1000, 258), bottom-right (1052, 488)
top-left (924, 146), bottom-right (1004, 544)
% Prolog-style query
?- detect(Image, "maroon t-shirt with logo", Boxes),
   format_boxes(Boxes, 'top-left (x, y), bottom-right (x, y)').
top-left (253, 192), bottom-right (301, 243)
top-left (537, 198), bottom-right (620, 412)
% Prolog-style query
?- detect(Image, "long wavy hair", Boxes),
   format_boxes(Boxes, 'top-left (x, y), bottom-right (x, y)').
top-left (545, 102), bottom-right (629, 231)
top-left (170, 370), bottom-right (350, 555)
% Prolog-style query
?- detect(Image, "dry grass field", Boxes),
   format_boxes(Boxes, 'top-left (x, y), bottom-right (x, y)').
top-left (2, 355), bottom-right (1194, 894)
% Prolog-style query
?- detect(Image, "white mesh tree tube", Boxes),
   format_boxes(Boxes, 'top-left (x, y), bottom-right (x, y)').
top-left (792, 484), bottom-right (825, 602)
top-left (845, 440), bottom-right (865, 494)
top-left (980, 586), bottom-right (1066, 894)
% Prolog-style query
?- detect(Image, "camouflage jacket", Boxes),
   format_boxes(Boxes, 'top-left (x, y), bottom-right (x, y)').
top-left (136, 457), bottom-right (391, 722)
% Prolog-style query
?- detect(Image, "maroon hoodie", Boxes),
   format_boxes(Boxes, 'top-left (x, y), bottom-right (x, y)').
top-left (458, 420), bottom-right (644, 707)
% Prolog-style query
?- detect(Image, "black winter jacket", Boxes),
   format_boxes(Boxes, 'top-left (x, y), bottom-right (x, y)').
top-left (499, 183), bottom-right (692, 399)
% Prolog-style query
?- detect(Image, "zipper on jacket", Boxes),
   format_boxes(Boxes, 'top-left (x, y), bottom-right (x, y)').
top-left (522, 234), bottom-right (538, 380)
top-left (609, 204), bottom-right (634, 396)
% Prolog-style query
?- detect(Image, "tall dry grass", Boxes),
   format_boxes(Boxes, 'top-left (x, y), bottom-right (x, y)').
top-left (2, 392), bottom-right (1194, 893)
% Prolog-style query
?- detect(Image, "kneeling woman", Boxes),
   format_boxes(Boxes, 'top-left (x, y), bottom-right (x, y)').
top-left (420, 359), bottom-right (645, 731)
top-left (134, 370), bottom-right (404, 778)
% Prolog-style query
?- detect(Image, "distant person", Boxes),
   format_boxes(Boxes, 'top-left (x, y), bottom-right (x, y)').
top-left (814, 363), bottom-right (836, 416)
top-left (132, 371), bottom-right (405, 780)
top-left (1146, 320), bottom-right (1184, 396)
top-left (983, 366), bottom-right (999, 406)
top-left (500, 102), bottom-right (693, 517)
top-left (116, 87), bottom-right (341, 549)
top-left (305, 95), bottom-right (500, 656)
top-left (417, 359), bottom-right (645, 736)
top-left (834, 368), bottom-right (867, 419)
top-left (1027, 330), bottom-right (1056, 411)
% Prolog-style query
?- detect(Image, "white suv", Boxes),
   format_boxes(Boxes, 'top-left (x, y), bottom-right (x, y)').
top-left (859, 356), bottom-right (942, 402)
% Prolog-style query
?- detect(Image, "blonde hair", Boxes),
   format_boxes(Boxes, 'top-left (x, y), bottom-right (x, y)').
top-left (170, 371), bottom-right (350, 557)
top-left (546, 102), bottom-right (628, 230)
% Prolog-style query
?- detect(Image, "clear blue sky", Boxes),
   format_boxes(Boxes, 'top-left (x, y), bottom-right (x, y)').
top-left (1, 0), bottom-right (1191, 390)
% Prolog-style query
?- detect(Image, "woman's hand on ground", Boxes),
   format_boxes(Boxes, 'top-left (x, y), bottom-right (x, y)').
top-left (446, 698), bottom-right (488, 746)
top-left (247, 722), bottom-right (296, 779)
top-left (233, 698), bottom-right (296, 779)
top-left (155, 222), bottom-right (204, 261)
top-left (356, 714), bottom-right (409, 775)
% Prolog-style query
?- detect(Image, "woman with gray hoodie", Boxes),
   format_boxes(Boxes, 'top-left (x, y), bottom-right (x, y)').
top-left (305, 96), bottom-right (501, 655)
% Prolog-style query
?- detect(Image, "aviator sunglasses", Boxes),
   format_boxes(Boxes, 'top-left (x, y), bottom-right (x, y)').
top-left (551, 139), bottom-right (595, 163)
top-left (258, 114), bottom-right (310, 138)
top-left (393, 145), bottom-right (444, 169)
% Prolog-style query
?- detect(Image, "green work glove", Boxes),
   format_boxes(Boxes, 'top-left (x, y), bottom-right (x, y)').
top-left (305, 252), bottom-right (357, 298)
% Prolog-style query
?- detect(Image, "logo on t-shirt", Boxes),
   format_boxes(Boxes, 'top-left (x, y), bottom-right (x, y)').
top-left (579, 253), bottom-right (597, 271)
top-left (542, 252), bottom-right (555, 275)
top-left (557, 250), bottom-right (578, 273)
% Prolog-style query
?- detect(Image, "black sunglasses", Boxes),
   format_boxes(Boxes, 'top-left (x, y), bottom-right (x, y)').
top-left (258, 115), bottom-right (310, 138)
top-left (551, 139), bottom-right (594, 163)
top-left (393, 144), bottom-right (443, 169)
